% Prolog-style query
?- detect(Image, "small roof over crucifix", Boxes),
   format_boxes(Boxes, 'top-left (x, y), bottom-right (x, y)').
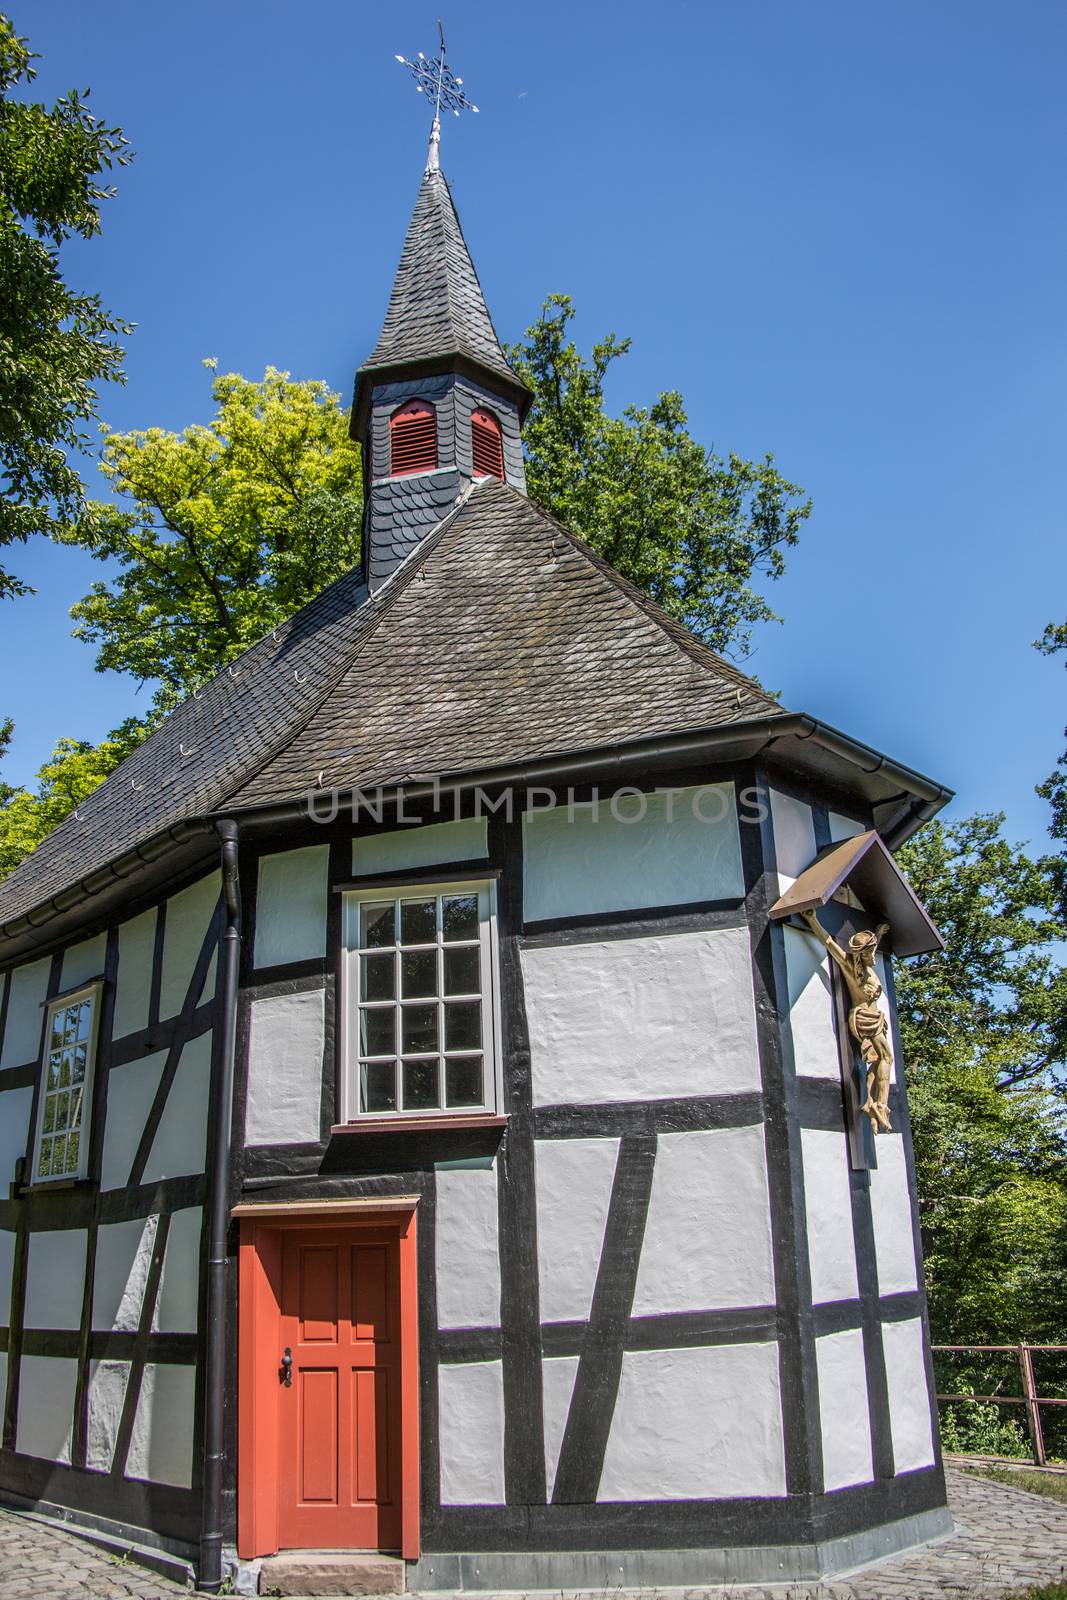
top-left (769, 830), bottom-right (944, 957)
top-left (396, 21), bottom-right (479, 171)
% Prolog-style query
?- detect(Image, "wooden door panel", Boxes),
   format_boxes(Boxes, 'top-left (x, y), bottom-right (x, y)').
top-left (300, 1369), bottom-right (339, 1504)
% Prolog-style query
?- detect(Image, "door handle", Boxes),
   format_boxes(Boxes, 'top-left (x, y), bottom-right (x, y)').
top-left (280, 1347), bottom-right (292, 1387)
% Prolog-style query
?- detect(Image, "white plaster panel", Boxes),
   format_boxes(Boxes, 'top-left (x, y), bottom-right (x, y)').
top-left (0, 957), bottom-right (50, 1067)
top-left (829, 812), bottom-right (866, 843)
top-left (160, 871), bottom-right (220, 1021)
top-left (24, 1229), bottom-right (87, 1329)
top-left (535, 1138), bottom-right (618, 1323)
top-left (600, 1343), bottom-right (786, 1499)
top-left (100, 1051), bottom-right (166, 1191)
top-left (254, 845), bottom-right (329, 969)
top-left (523, 927), bottom-right (761, 1107)
top-left (93, 1215), bottom-right (158, 1332)
top-left (114, 909), bottom-right (157, 1039)
top-left (869, 1136), bottom-right (918, 1294)
top-left (438, 1360), bottom-right (505, 1504)
top-left (801, 1129), bottom-right (860, 1304)
top-left (352, 817), bottom-right (488, 877)
top-left (86, 1359), bottom-right (130, 1473)
top-left (0, 1086), bottom-right (32, 1189)
top-left (154, 1207), bottom-right (202, 1333)
top-left (0, 1229), bottom-right (15, 1324)
top-left (245, 989), bottom-right (325, 1147)
top-left (522, 784), bottom-right (743, 924)
top-left (435, 1165), bottom-right (500, 1329)
top-left (17, 1355), bottom-right (77, 1462)
top-left (541, 1355), bottom-right (579, 1499)
top-left (143, 1030), bottom-right (212, 1183)
top-left (127, 1362), bottom-right (196, 1488)
top-left (770, 789), bottom-right (817, 891)
top-left (882, 1317), bottom-right (935, 1472)
top-left (61, 933), bottom-right (106, 992)
top-left (784, 926), bottom-right (839, 1080)
top-left (633, 1126), bottom-right (775, 1315)
top-left (815, 1329), bottom-right (874, 1490)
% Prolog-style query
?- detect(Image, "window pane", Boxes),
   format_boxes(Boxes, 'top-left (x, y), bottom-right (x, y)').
top-left (58, 1050), bottom-right (72, 1089)
top-left (443, 946), bottom-right (480, 996)
top-left (69, 1086), bottom-right (83, 1130)
top-left (74, 1002), bottom-right (92, 1042)
top-left (52, 1134), bottom-right (67, 1171)
top-left (445, 1001), bottom-right (482, 1052)
top-left (361, 902), bottom-right (395, 949)
top-left (400, 898), bottom-right (436, 944)
top-left (361, 952), bottom-right (395, 1002)
top-left (360, 1009), bottom-right (395, 1057)
top-left (66, 1130), bottom-right (80, 1172)
top-left (361, 1060), bottom-right (397, 1113)
top-left (55, 1090), bottom-right (70, 1131)
top-left (42, 1097), bottom-right (56, 1134)
top-left (442, 894), bottom-right (479, 942)
top-left (38, 1138), bottom-right (53, 1177)
top-left (446, 1055), bottom-right (484, 1108)
top-left (64, 1007), bottom-right (80, 1040)
top-left (49, 1019), bottom-right (64, 1053)
top-left (402, 1058), bottom-right (440, 1111)
top-left (71, 1043), bottom-right (87, 1084)
top-left (47, 1055), bottom-right (61, 1092)
top-left (401, 949), bottom-right (437, 999)
top-left (401, 1005), bottom-right (438, 1054)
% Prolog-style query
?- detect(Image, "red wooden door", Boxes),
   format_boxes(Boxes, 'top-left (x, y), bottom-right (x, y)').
top-left (277, 1227), bottom-right (402, 1551)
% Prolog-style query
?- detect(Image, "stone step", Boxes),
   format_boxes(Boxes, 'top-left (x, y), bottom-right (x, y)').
top-left (259, 1551), bottom-right (404, 1597)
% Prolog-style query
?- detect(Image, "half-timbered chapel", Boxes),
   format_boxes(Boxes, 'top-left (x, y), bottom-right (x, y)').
top-left (0, 108), bottom-right (954, 1595)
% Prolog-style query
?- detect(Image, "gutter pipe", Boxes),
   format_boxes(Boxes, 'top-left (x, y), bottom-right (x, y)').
top-left (199, 817), bottom-right (241, 1592)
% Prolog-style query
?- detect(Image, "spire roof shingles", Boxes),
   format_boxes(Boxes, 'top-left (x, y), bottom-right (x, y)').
top-left (357, 158), bottom-right (527, 401)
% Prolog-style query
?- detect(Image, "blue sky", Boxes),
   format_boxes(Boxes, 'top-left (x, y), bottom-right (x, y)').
top-left (3, 0), bottom-right (1065, 849)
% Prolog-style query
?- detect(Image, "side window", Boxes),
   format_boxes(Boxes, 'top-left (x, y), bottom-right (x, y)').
top-left (342, 882), bottom-right (498, 1120)
top-left (33, 984), bottom-right (101, 1182)
top-left (390, 400), bottom-right (437, 476)
top-left (471, 408), bottom-right (504, 479)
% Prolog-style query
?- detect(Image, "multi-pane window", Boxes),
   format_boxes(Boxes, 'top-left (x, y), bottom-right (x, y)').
top-left (344, 882), bottom-right (497, 1119)
top-left (34, 985), bottom-right (99, 1181)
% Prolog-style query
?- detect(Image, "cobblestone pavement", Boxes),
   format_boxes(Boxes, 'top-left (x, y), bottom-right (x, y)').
top-left (0, 1467), bottom-right (1066, 1599)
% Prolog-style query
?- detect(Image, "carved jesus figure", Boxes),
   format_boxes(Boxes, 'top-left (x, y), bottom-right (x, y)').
top-left (800, 909), bottom-right (894, 1134)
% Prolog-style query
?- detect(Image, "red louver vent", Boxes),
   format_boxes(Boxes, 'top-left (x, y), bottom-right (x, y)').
top-left (471, 409), bottom-right (504, 479)
top-left (391, 402), bottom-right (437, 476)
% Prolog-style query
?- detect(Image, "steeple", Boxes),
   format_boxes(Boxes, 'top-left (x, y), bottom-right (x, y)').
top-left (351, 137), bottom-right (531, 438)
top-left (352, 36), bottom-right (532, 591)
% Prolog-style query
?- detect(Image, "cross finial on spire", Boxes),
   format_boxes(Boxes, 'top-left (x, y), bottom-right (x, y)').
top-left (395, 20), bottom-right (479, 172)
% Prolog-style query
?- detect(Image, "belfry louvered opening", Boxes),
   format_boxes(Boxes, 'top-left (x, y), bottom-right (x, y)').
top-left (471, 408), bottom-right (504, 479)
top-left (390, 400), bottom-right (437, 476)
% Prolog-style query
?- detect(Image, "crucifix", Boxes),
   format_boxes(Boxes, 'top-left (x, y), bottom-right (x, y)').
top-left (395, 21), bottom-right (479, 170)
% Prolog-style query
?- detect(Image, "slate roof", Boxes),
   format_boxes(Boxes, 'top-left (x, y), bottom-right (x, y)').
top-left (0, 479), bottom-right (785, 934)
top-left (358, 162), bottom-right (526, 399)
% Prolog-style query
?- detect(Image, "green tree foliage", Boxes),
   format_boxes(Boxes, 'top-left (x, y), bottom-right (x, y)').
top-left (57, 366), bottom-right (364, 709)
top-left (0, 716), bottom-right (149, 878)
top-left (0, 14), bottom-right (132, 598)
top-left (896, 814), bottom-right (1067, 1363)
top-left (509, 295), bottom-right (810, 657)
top-left (1037, 619), bottom-right (1067, 916)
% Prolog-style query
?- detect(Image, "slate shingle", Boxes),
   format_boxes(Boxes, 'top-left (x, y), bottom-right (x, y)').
top-left (358, 164), bottom-right (526, 398)
top-left (0, 480), bottom-right (784, 932)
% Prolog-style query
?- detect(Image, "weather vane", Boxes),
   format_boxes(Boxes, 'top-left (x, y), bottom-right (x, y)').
top-left (395, 21), bottom-right (478, 168)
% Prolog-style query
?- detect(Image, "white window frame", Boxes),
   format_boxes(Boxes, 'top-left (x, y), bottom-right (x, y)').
top-left (340, 878), bottom-right (502, 1122)
top-left (31, 980), bottom-right (102, 1184)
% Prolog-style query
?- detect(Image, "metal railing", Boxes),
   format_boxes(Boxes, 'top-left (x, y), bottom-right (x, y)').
top-left (933, 1343), bottom-right (1067, 1467)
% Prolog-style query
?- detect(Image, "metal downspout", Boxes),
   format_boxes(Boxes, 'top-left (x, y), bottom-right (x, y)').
top-left (200, 818), bottom-right (241, 1591)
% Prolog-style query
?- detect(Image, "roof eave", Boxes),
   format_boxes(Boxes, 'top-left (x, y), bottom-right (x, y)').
top-left (351, 351), bottom-right (533, 441)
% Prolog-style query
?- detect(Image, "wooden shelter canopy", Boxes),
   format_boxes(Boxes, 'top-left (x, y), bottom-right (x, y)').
top-left (769, 830), bottom-right (943, 958)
